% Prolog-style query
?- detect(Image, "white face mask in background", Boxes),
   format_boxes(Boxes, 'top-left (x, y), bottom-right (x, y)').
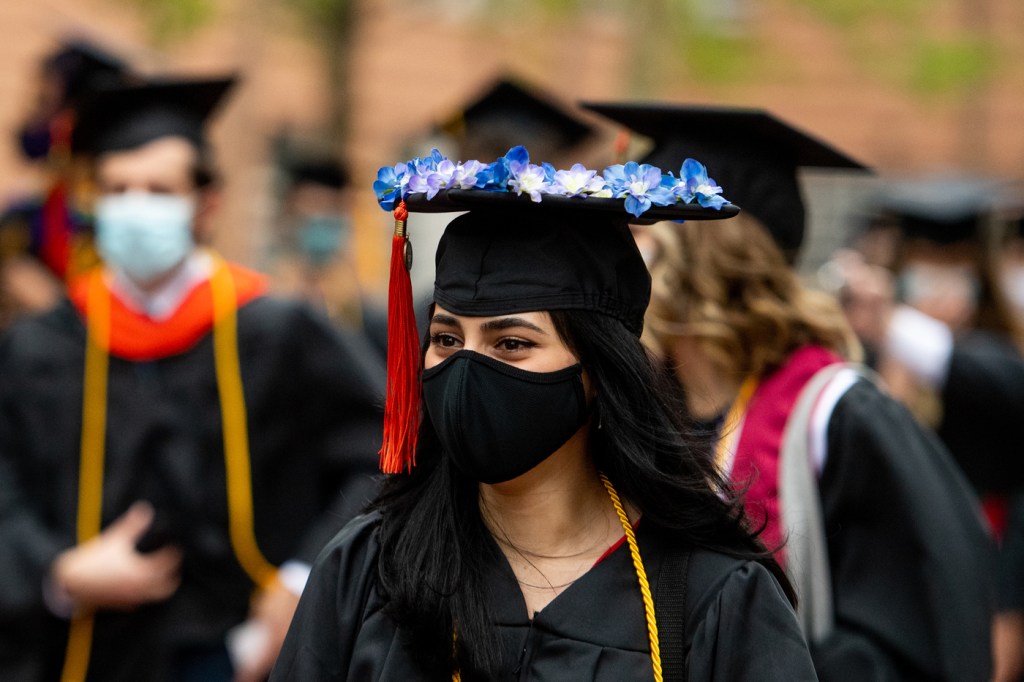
top-left (897, 262), bottom-right (980, 329)
top-left (95, 192), bottom-right (196, 285)
top-left (1002, 266), bottom-right (1024, 315)
top-left (898, 263), bottom-right (979, 307)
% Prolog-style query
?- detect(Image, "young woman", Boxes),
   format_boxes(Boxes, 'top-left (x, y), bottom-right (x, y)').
top-left (642, 213), bottom-right (996, 681)
top-left (271, 151), bottom-right (817, 680)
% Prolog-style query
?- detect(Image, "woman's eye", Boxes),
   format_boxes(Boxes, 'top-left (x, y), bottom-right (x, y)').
top-left (430, 333), bottom-right (460, 348)
top-left (497, 338), bottom-right (534, 352)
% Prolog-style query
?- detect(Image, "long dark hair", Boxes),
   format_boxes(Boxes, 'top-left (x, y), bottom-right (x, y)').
top-left (372, 308), bottom-right (794, 676)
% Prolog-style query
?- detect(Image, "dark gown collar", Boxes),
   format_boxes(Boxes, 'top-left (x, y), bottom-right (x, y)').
top-left (478, 519), bottom-right (660, 653)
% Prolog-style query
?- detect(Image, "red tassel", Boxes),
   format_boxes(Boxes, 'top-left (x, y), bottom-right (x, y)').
top-left (40, 180), bottom-right (71, 280)
top-left (379, 200), bottom-right (421, 473)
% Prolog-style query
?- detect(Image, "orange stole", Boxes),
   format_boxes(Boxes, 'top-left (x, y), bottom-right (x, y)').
top-left (68, 263), bottom-right (268, 360)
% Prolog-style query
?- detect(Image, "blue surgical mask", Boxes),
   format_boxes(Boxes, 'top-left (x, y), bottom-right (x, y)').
top-left (298, 214), bottom-right (349, 267)
top-left (96, 192), bottom-right (196, 284)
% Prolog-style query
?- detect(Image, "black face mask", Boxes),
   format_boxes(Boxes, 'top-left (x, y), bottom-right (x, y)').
top-left (422, 350), bottom-right (588, 484)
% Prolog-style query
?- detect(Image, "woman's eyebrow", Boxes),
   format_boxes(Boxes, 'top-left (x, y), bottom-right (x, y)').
top-left (480, 317), bottom-right (548, 334)
top-left (430, 313), bottom-right (461, 328)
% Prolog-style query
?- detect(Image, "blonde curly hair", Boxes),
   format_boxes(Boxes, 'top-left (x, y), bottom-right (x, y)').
top-left (643, 214), bottom-right (861, 379)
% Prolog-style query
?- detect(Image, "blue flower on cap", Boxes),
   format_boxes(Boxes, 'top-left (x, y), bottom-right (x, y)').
top-left (373, 146), bottom-right (731, 218)
top-left (603, 161), bottom-right (676, 218)
top-left (678, 158), bottom-right (727, 210)
top-left (373, 163), bottom-right (409, 210)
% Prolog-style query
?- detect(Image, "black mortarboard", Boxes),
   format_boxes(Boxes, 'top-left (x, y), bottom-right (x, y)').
top-left (439, 78), bottom-right (594, 161)
top-left (865, 177), bottom-right (1002, 244)
top-left (72, 76), bottom-right (237, 155)
top-left (286, 156), bottom-right (351, 190)
top-left (579, 102), bottom-right (869, 260)
top-left (45, 39), bottom-right (132, 107)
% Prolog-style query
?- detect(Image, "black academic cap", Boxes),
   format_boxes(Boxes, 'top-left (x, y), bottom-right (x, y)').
top-left (405, 189), bottom-right (738, 337)
top-left (579, 102), bottom-right (869, 260)
top-left (45, 39), bottom-right (132, 107)
top-left (72, 75), bottom-right (237, 155)
top-left (286, 156), bottom-right (351, 190)
top-left (866, 177), bottom-right (1001, 244)
top-left (439, 78), bottom-right (594, 160)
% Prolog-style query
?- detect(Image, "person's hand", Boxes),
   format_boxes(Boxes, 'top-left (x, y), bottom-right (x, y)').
top-left (822, 249), bottom-right (895, 348)
top-left (231, 580), bottom-right (301, 682)
top-left (992, 611), bottom-right (1024, 682)
top-left (51, 501), bottom-right (182, 611)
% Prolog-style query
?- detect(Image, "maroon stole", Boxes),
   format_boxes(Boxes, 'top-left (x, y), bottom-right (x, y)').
top-left (730, 345), bottom-right (842, 566)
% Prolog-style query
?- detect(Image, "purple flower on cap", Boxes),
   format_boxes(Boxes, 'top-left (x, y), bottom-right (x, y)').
top-left (551, 164), bottom-right (608, 198)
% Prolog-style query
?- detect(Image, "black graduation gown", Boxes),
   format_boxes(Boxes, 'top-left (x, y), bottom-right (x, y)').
top-left (937, 330), bottom-right (1024, 496)
top-left (271, 513), bottom-right (818, 681)
top-left (0, 295), bottom-right (385, 681)
top-left (813, 379), bottom-right (996, 681)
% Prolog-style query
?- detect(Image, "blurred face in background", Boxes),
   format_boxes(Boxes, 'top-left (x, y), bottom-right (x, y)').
top-left (896, 239), bottom-right (981, 333)
top-left (93, 137), bottom-right (217, 287)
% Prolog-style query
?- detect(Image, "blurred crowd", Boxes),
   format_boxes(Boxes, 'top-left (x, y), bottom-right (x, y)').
top-left (0, 35), bottom-right (1022, 682)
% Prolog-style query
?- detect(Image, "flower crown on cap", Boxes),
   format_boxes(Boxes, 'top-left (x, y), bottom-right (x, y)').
top-left (374, 145), bottom-right (728, 219)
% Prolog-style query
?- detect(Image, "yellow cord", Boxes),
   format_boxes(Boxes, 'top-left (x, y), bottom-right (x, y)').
top-left (600, 473), bottom-right (663, 682)
top-left (210, 257), bottom-right (278, 588)
top-left (713, 375), bottom-right (760, 473)
top-left (60, 258), bottom-right (274, 680)
top-left (61, 270), bottom-right (109, 682)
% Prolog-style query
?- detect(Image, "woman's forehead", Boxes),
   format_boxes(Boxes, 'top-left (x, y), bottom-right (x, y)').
top-left (431, 305), bottom-right (553, 328)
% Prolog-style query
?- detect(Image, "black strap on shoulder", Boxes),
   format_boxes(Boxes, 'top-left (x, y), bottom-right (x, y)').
top-left (656, 544), bottom-right (692, 682)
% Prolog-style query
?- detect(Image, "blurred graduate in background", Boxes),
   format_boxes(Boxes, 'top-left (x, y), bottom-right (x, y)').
top-left (0, 39), bottom-right (136, 327)
top-left (0, 74), bottom-right (384, 681)
top-left (833, 180), bottom-right (1024, 681)
top-left (585, 102), bottom-right (997, 681)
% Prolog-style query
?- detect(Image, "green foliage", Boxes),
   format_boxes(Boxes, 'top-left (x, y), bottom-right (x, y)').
top-left (786, 0), bottom-right (999, 99)
top-left (789, 0), bottom-right (924, 27)
top-left (126, 0), bottom-right (216, 43)
top-left (910, 37), bottom-right (994, 96)
top-left (281, 0), bottom-right (352, 30)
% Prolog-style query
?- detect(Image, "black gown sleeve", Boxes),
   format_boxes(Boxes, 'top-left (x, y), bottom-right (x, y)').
top-left (818, 380), bottom-right (996, 681)
top-left (0, 314), bottom-right (72, 623)
top-left (271, 513), bottom-right (381, 681)
top-left (685, 554), bottom-right (818, 681)
top-left (286, 306), bottom-right (385, 564)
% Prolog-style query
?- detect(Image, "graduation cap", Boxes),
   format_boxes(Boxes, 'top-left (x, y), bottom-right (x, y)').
top-left (373, 146), bottom-right (739, 474)
top-left (438, 77), bottom-right (594, 161)
top-left (44, 39), bottom-right (133, 108)
top-left (579, 102), bottom-right (869, 261)
top-left (866, 177), bottom-right (1002, 245)
top-left (72, 75), bottom-right (237, 156)
top-left (285, 156), bottom-right (351, 190)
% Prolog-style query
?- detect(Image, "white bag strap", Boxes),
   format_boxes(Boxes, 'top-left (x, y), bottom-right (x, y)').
top-left (779, 362), bottom-right (878, 644)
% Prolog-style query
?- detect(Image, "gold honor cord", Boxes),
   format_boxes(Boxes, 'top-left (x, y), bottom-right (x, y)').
top-left (713, 375), bottom-right (760, 474)
top-left (599, 473), bottom-right (662, 682)
top-left (451, 475), bottom-right (661, 682)
top-left (60, 258), bottom-right (275, 681)
top-left (60, 271), bottom-right (110, 682)
top-left (209, 256), bottom-right (278, 589)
